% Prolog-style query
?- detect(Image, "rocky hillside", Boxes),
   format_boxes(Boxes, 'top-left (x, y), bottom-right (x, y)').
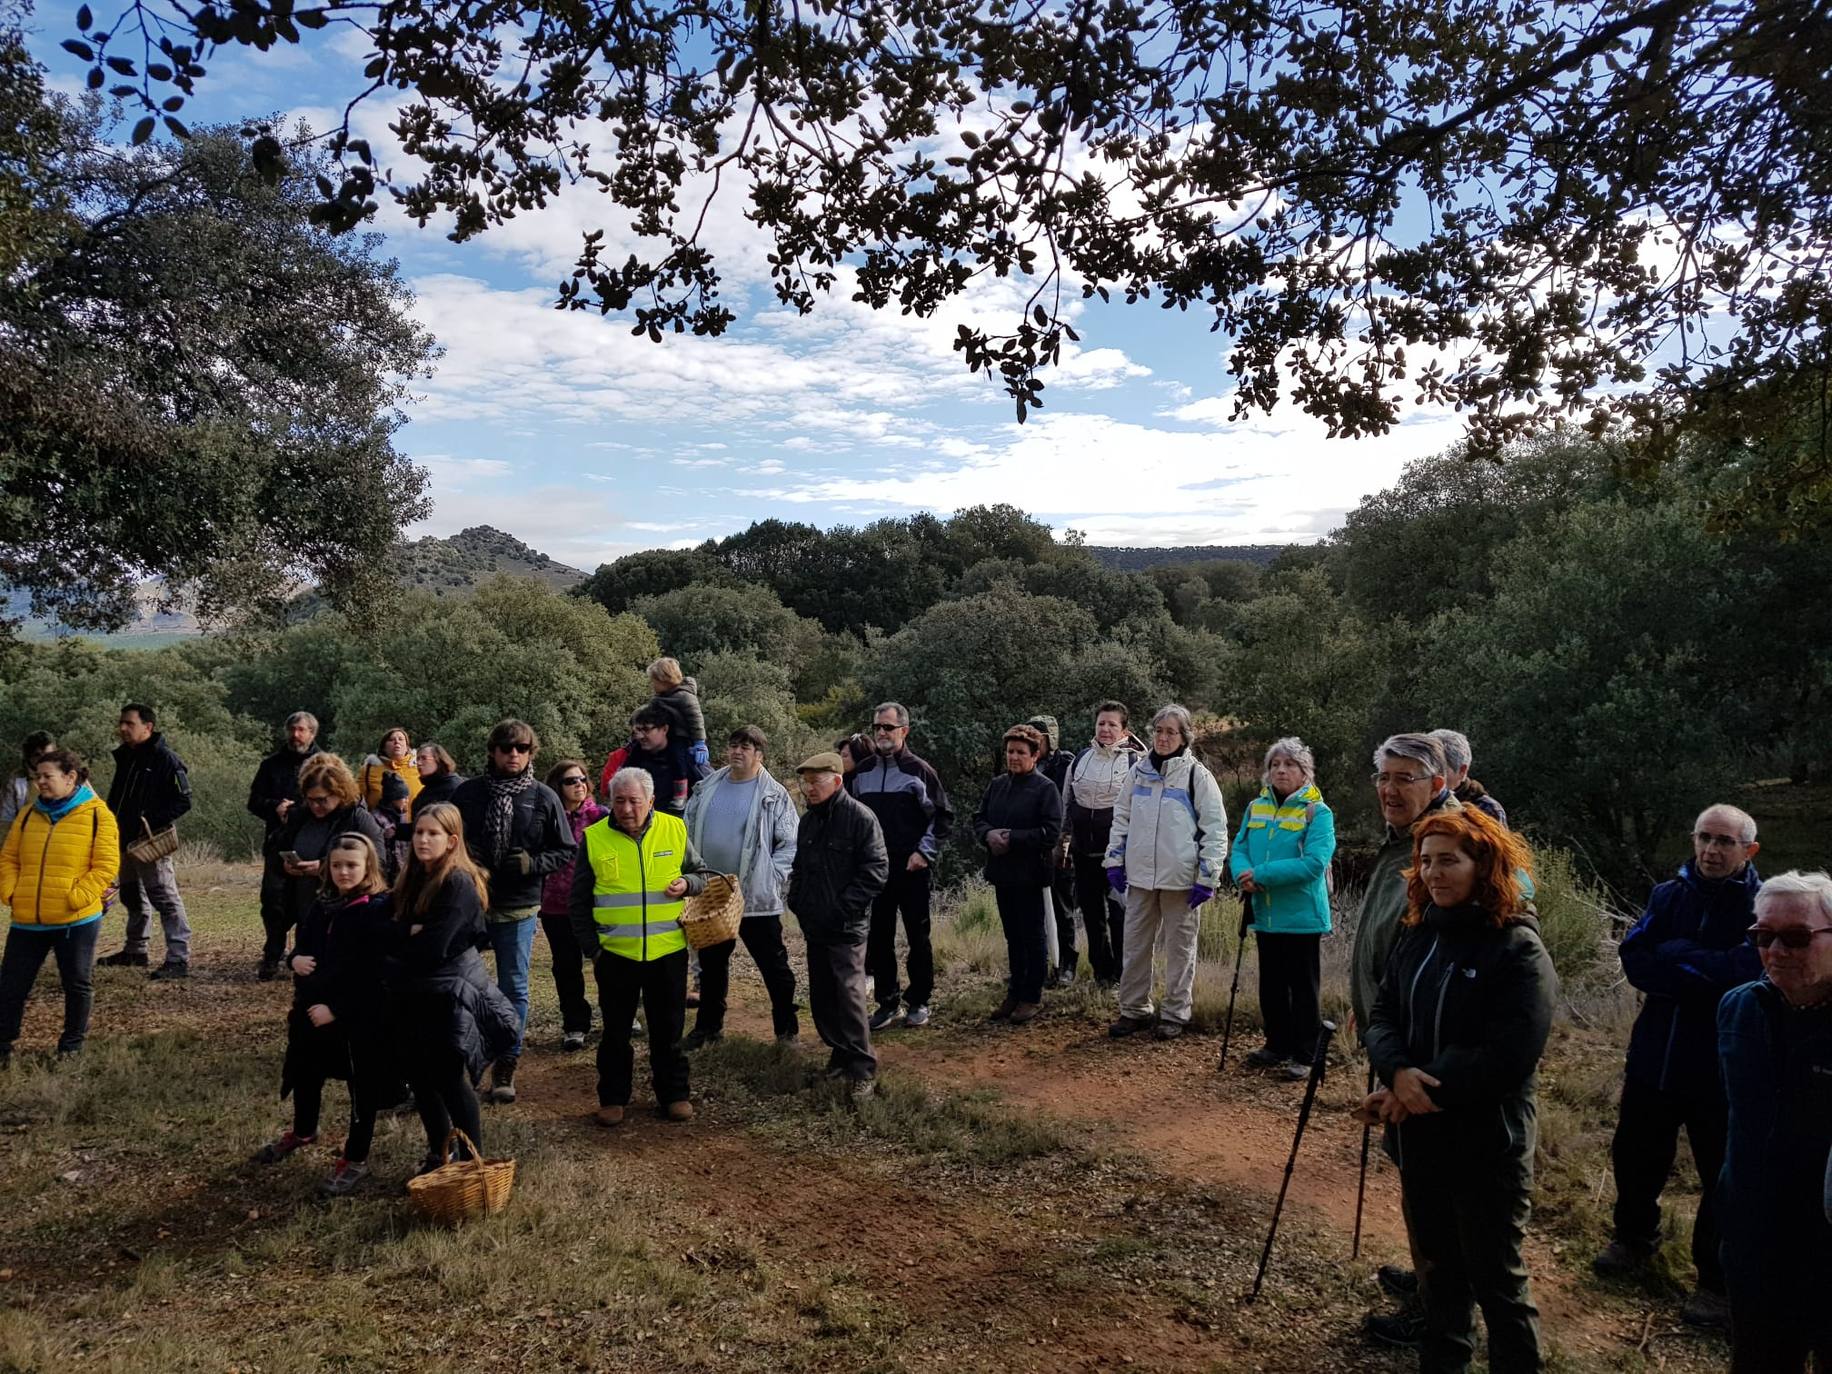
top-left (399, 525), bottom-right (587, 596)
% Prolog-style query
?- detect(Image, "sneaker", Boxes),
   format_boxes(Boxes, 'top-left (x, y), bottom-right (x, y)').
top-left (987, 998), bottom-right (1016, 1023)
top-left (1279, 1058), bottom-right (1311, 1080)
top-left (1154, 1019), bottom-right (1185, 1040)
top-left (149, 962), bottom-right (189, 980)
top-left (684, 990), bottom-right (701, 1009)
top-left (1245, 1046), bottom-right (1284, 1068)
top-left (869, 1003), bottom-right (904, 1032)
top-left (1364, 1309), bottom-right (1427, 1349)
top-left (1592, 1239), bottom-right (1657, 1278)
top-left (98, 949), bottom-right (149, 968)
top-left (593, 1104), bottom-right (626, 1128)
top-left (664, 1100), bottom-right (695, 1123)
top-left (319, 1159), bottom-right (369, 1196)
top-left (1108, 1015), bottom-right (1153, 1038)
top-left (486, 1059), bottom-right (516, 1105)
top-left (681, 1028), bottom-right (722, 1052)
top-left (256, 959), bottom-right (280, 981)
top-left (252, 1130), bottom-right (316, 1164)
top-left (631, 1017), bottom-right (646, 1040)
top-left (849, 1077), bottom-right (877, 1102)
top-left (561, 1030), bottom-right (586, 1053)
top-left (1009, 1001), bottom-right (1042, 1024)
top-left (1052, 965), bottom-right (1077, 989)
top-left (903, 1005), bottom-right (931, 1028)
top-left (1376, 1265), bottom-right (1418, 1299)
top-left (1681, 1287), bottom-right (1730, 1329)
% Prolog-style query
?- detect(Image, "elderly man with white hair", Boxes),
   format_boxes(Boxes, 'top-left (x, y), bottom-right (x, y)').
top-left (1718, 870), bottom-right (1832, 1371)
top-left (1429, 728), bottom-right (1507, 827)
top-left (1228, 737), bottom-right (1337, 1080)
top-left (1104, 704), bottom-right (1227, 1042)
top-left (1595, 802), bottom-right (1762, 1330)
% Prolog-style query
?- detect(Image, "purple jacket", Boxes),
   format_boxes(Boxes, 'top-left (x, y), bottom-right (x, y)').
top-left (540, 799), bottom-right (607, 916)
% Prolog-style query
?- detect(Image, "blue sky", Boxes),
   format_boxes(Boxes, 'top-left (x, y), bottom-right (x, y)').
top-left (26, 7), bottom-right (1474, 573)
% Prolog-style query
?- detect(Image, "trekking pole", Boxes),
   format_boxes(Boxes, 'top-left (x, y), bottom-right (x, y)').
top-left (1249, 1019), bottom-right (1337, 1302)
top-left (1218, 893), bottom-right (1252, 1070)
top-left (1352, 1061), bottom-right (1375, 1261)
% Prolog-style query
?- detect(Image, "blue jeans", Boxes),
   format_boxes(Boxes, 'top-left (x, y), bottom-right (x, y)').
top-left (486, 911), bottom-right (538, 1061)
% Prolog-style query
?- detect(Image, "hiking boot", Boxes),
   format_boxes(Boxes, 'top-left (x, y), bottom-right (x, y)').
top-left (1376, 1265), bottom-right (1418, 1299)
top-left (1364, 1308), bottom-right (1428, 1348)
top-left (869, 1003), bottom-right (904, 1032)
top-left (664, 1100), bottom-right (695, 1123)
top-left (681, 1027), bottom-right (722, 1052)
top-left (631, 1017), bottom-right (645, 1040)
top-left (561, 1030), bottom-right (586, 1053)
top-left (1009, 1001), bottom-right (1042, 1024)
top-left (1108, 1014), bottom-right (1153, 1038)
top-left (1592, 1239), bottom-right (1657, 1278)
top-left (850, 1077), bottom-right (877, 1102)
top-left (319, 1158), bottom-right (369, 1197)
top-left (593, 1104), bottom-right (626, 1128)
top-left (1154, 1019), bottom-right (1185, 1040)
top-left (98, 949), bottom-right (149, 968)
top-left (1279, 1058), bottom-right (1311, 1080)
top-left (486, 1059), bottom-right (517, 1105)
top-left (256, 959), bottom-right (280, 981)
top-left (149, 962), bottom-right (189, 980)
top-left (1681, 1287), bottom-right (1730, 1330)
top-left (252, 1130), bottom-right (316, 1164)
top-left (903, 1005), bottom-right (931, 1028)
top-left (1245, 1046), bottom-right (1284, 1068)
top-left (987, 997), bottom-right (1017, 1023)
top-left (413, 1152), bottom-right (445, 1178)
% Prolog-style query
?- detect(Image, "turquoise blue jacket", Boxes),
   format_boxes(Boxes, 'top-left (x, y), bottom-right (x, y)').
top-left (1227, 783), bottom-right (1335, 935)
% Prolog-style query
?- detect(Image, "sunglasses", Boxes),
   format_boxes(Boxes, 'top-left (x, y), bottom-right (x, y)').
top-left (1747, 925), bottom-right (1832, 950)
top-left (498, 742), bottom-right (532, 754)
top-left (559, 775), bottom-right (588, 787)
top-left (871, 723), bottom-right (903, 733)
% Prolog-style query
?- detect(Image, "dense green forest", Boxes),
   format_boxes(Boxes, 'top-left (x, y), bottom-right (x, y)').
top-left (2, 431), bottom-right (1824, 895)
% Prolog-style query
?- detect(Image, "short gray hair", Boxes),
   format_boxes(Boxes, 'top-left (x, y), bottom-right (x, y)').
top-left (285, 711), bottom-right (319, 732)
top-left (1372, 733), bottom-right (1447, 779)
top-left (1263, 737), bottom-right (1315, 785)
top-left (1755, 870), bottom-right (1832, 922)
top-left (1150, 704), bottom-right (1195, 747)
top-left (1429, 728), bottom-right (1472, 773)
top-left (609, 768), bottom-right (656, 802)
top-left (872, 701), bottom-right (910, 728)
top-left (1696, 803), bottom-right (1758, 844)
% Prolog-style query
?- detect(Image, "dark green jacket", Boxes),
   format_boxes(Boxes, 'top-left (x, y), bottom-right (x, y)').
top-left (1349, 791), bottom-right (1460, 1033)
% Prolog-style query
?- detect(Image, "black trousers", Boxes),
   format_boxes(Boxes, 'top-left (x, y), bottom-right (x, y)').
top-left (806, 936), bottom-right (876, 1081)
top-left (595, 947), bottom-right (690, 1108)
top-left (868, 863), bottom-right (933, 1010)
top-left (694, 916), bottom-right (799, 1038)
top-left (538, 912), bottom-right (593, 1036)
top-left (995, 884), bottom-right (1048, 1005)
top-left (407, 1049), bottom-right (482, 1158)
top-left (1049, 863), bottom-right (1078, 966)
top-left (259, 854), bottom-right (291, 962)
top-left (1609, 1076), bottom-right (1727, 1292)
top-left (1730, 1303), bottom-right (1832, 1373)
top-left (1402, 1162), bottom-right (1542, 1374)
top-left (293, 1050), bottom-right (385, 1164)
top-left (0, 922), bottom-right (98, 1053)
top-left (1071, 852), bottom-right (1125, 982)
top-left (1255, 930), bottom-right (1322, 1061)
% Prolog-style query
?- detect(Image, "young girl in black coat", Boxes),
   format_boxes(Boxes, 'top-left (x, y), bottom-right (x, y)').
top-left (253, 832), bottom-right (393, 1196)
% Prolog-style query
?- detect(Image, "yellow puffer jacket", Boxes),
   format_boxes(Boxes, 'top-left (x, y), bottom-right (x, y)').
top-left (359, 755), bottom-right (423, 809)
top-left (0, 791), bottom-right (121, 927)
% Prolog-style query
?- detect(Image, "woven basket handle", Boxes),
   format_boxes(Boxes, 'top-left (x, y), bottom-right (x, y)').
top-left (442, 1128), bottom-right (484, 1168)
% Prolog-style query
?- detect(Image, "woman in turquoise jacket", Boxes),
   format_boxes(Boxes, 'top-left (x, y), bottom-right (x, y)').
top-left (1229, 736), bottom-right (1336, 1079)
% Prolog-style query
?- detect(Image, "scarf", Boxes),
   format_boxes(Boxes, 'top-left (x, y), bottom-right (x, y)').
top-left (34, 782), bottom-right (96, 823)
top-left (485, 768), bottom-right (535, 865)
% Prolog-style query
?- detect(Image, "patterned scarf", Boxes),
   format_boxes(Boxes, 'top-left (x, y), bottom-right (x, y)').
top-left (485, 767), bottom-right (535, 865)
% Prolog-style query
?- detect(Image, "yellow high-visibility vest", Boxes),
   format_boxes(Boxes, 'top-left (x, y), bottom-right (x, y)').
top-left (584, 812), bottom-right (688, 962)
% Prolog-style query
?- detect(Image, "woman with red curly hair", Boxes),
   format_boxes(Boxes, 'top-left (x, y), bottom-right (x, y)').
top-left (1359, 806), bottom-right (1558, 1374)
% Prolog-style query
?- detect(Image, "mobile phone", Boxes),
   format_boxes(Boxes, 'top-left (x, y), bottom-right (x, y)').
top-left (280, 850), bottom-right (303, 865)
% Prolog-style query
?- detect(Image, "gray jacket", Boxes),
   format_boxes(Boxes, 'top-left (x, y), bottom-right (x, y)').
top-left (683, 766), bottom-right (799, 918)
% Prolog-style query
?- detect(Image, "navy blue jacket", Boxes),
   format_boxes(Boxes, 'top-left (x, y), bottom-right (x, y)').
top-left (1620, 862), bottom-right (1762, 1096)
top-left (1717, 979), bottom-right (1832, 1316)
top-left (846, 747), bottom-right (951, 864)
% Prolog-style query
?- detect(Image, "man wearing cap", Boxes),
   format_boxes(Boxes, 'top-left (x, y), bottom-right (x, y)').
top-left (788, 751), bottom-right (890, 1099)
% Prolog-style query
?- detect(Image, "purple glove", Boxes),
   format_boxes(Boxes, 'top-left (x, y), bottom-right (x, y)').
top-left (1106, 867), bottom-right (1127, 895)
top-left (1188, 883), bottom-right (1215, 909)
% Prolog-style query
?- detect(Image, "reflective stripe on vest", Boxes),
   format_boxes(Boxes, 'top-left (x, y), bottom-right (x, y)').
top-left (583, 812), bottom-right (688, 961)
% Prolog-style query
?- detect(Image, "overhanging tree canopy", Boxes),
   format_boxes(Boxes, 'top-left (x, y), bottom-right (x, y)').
top-left (65, 0), bottom-right (1832, 445)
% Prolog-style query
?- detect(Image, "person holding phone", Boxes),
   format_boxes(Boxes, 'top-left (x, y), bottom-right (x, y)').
top-left (271, 755), bottom-right (384, 955)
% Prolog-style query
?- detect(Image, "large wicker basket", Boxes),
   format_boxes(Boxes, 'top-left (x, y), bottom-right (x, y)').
top-left (406, 1129), bottom-right (516, 1225)
top-left (679, 873), bottom-right (744, 950)
top-left (123, 819), bottom-right (179, 865)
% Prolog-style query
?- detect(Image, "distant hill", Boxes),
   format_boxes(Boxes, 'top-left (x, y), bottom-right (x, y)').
top-left (399, 525), bottom-right (587, 596)
top-left (8, 581), bottom-right (203, 642)
top-left (1085, 544), bottom-right (1293, 571)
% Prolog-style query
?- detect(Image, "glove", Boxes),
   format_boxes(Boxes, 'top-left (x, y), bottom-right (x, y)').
top-left (506, 849), bottom-right (533, 876)
top-left (690, 740), bottom-right (710, 769)
top-left (1106, 867), bottom-right (1127, 895)
top-left (1188, 883), bottom-right (1215, 909)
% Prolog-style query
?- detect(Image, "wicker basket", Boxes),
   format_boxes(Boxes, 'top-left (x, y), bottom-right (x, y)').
top-left (123, 819), bottom-right (179, 865)
top-left (679, 873), bottom-right (744, 950)
top-left (406, 1129), bottom-right (516, 1225)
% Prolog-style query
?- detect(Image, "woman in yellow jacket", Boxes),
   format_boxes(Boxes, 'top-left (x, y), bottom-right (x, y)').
top-left (0, 748), bottom-right (120, 1061)
top-left (358, 727), bottom-right (423, 811)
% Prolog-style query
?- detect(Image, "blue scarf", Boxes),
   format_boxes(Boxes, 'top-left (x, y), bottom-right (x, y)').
top-left (34, 782), bottom-right (96, 823)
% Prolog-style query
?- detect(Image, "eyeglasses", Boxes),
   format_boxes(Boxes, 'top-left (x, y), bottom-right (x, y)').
top-left (1371, 772), bottom-right (1430, 787)
top-left (498, 742), bottom-right (532, 754)
top-left (871, 723), bottom-right (903, 734)
top-left (303, 793), bottom-right (333, 805)
top-left (1747, 925), bottom-right (1832, 950)
top-left (1694, 831), bottom-right (1747, 850)
top-left (559, 776), bottom-right (588, 787)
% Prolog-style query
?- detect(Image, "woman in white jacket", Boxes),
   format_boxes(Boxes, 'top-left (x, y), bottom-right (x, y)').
top-left (1103, 704), bottom-right (1227, 1040)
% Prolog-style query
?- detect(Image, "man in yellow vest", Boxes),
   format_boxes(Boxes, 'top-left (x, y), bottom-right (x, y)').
top-left (568, 768), bottom-right (709, 1126)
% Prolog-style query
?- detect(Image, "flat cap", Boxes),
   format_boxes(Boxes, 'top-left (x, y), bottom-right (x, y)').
top-left (796, 751), bottom-right (845, 775)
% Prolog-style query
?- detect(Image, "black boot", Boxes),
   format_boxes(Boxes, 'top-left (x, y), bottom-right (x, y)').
top-left (487, 1058), bottom-right (517, 1105)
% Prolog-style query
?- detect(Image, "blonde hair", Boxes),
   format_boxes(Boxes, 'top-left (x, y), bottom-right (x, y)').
top-left (647, 656), bottom-right (684, 688)
top-left (394, 802), bottom-right (490, 918)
